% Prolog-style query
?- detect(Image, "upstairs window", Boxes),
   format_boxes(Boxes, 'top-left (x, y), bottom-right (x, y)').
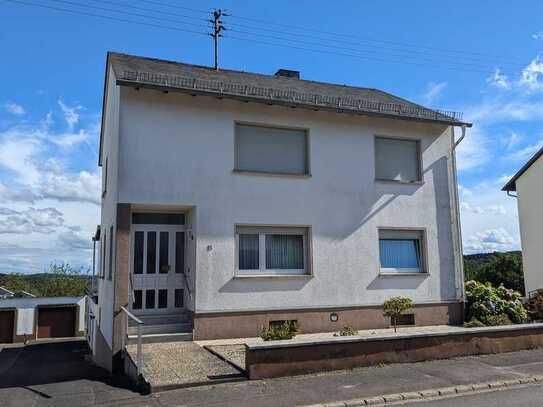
top-left (375, 137), bottom-right (421, 182)
top-left (235, 123), bottom-right (309, 175)
top-left (379, 229), bottom-right (425, 274)
top-left (236, 226), bottom-right (309, 276)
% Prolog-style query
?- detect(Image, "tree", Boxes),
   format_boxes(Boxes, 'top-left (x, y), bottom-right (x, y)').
top-left (383, 296), bottom-right (413, 332)
top-left (464, 252), bottom-right (524, 294)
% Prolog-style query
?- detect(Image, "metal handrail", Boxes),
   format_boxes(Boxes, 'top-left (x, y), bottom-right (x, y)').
top-left (120, 70), bottom-right (465, 123)
top-left (120, 306), bottom-right (144, 376)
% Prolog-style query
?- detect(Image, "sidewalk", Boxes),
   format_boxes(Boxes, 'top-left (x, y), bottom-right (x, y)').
top-left (153, 349), bottom-right (543, 407)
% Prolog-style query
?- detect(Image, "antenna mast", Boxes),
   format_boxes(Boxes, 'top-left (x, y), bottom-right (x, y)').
top-left (210, 9), bottom-right (226, 70)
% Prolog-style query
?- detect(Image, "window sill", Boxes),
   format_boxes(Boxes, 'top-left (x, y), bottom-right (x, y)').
top-left (233, 169), bottom-right (312, 179)
top-left (234, 273), bottom-right (313, 279)
top-left (379, 272), bottom-right (429, 277)
top-left (375, 179), bottom-right (424, 186)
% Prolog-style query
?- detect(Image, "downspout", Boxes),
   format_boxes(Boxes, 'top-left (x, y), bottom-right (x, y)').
top-left (451, 125), bottom-right (467, 304)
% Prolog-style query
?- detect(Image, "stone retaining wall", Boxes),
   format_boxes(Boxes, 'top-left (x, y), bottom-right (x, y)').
top-left (245, 324), bottom-right (543, 379)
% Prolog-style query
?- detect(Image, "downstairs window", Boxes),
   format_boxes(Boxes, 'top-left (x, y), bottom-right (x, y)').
top-left (236, 226), bottom-right (310, 276)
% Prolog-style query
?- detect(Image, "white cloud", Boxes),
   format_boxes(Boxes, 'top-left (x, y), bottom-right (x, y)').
top-left (486, 69), bottom-right (511, 90)
top-left (57, 228), bottom-right (92, 250)
top-left (505, 140), bottom-right (543, 162)
top-left (0, 206), bottom-right (65, 234)
top-left (4, 101), bottom-right (25, 115)
top-left (519, 57), bottom-right (543, 92)
top-left (460, 202), bottom-right (506, 215)
top-left (464, 228), bottom-right (517, 254)
top-left (422, 81), bottom-right (447, 105)
top-left (455, 127), bottom-right (490, 171)
top-left (460, 181), bottom-right (520, 254)
top-left (0, 100), bottom-right (99, 273)
top-left (40, 169), bottom-right (101, 205)
top-left (505, 132), bottom-right (522, 150)
top-left (58, 99), bottom-right (83, 130)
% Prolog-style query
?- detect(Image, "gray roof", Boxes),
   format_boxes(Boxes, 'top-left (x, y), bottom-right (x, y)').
top-left (109, 53), bottom-right (470, 124)
top-left (100, 52), bottom-right (471, 165)
top-left (502, 146), bottom-right (543, 192)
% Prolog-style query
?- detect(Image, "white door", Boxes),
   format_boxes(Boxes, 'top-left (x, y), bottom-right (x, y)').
top-left (129, 224), bottom-right (187, 316)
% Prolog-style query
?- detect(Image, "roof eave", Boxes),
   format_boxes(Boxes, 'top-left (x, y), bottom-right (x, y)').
top-left (117, 79), bottom-right (472, 128)
top-left (501, 146), bottom-right (543, 192)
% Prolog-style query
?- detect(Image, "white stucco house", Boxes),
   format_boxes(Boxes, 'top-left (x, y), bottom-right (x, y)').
top-left (503, 147), bottom-right (543, 296)
top-left (90, 52), bottom-right (472, 371)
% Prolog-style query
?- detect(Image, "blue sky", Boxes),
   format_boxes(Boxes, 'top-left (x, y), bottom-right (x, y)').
top-left (1, 0), bottom-right (543, 273)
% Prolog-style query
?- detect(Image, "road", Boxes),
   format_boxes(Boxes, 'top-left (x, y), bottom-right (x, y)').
top-left (408, 384), bottom-right (543, 406)
top-left (3, 341), bottom-right (543, 406)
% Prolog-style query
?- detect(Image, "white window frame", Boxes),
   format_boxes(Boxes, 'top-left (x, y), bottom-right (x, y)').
top-left (235, 226), bottom-right (309, 276)
top-left (378, 228), bottom-right (427, 275)
top-left (374, 136), bottom-right (422, 183)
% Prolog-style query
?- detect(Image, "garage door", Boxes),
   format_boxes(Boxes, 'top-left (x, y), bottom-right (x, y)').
top-left (37, 307), bottom-right (75, 339)
top-left (0, 310), bottom-right (14, 343)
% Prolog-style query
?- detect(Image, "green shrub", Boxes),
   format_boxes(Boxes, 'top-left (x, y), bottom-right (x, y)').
top-left (486, 314), bottom-right (513, 326)
top-left (261, 321), bottom-right (299, 341)
top-left (383, 296), bottom-right (413, 332)
top-left (465, 280), bottom-right (528, 326)
top-left (463, 318), bottom-right (486, 328)
top-left (335, 325), bottom-right (358, 336)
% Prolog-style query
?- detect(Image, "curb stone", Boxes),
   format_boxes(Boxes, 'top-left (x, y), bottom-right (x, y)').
top-left (299, 374), bottom-right (543, 407)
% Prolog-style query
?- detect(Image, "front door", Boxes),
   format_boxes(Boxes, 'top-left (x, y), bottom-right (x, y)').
top-left (130, 224), bottom-right (186, 316)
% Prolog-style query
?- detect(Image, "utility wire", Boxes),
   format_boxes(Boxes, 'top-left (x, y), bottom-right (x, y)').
top-left (46, 0), bottom-right (210, 30)
top-left (80, 0), bottom-right (524, 71)
top-left (3, 0), bottom-right (210, 37)
top-left (3, 0), bottom-right (519, 76)
top-left (90, 0), bottom-right (209, 24)
top-left (225, 34), bottom-right (511, 76)
top-left (84, 0), bottom-right (524, 66)
top-left (227, 28), bottom-right (521, 72)
top-left (133, 0), bottom-right (210, 16)
top-left (227, 12), bottom-right (525, 64)
top-left (227, 23), bottom-right (525, 70)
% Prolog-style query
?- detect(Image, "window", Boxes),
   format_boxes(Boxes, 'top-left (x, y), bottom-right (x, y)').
top-left (108, 225), bottom-right (114, 281)
top-left (158, 289), bottom-right (168, 309)
top-left (133, 290), bottom-right (142, 309)
top-left (236, 226), bottom-right (309, 275)
top-left (174, 289), bottom-right (184, 308)
top-left (102, 157), bottom-right (108, 197)
top-left (132, 213), bottom-right (185, 225)
top-left (235, 123), bottom-right (309, 175)
top-left (379, 229), bottom-right (425, 274)
top-left (375, 137), bottom-right (421, 182)
top-left (101, 232), bottom-right (107, 279)
top-left (145, 290), bottom-right (155, 309)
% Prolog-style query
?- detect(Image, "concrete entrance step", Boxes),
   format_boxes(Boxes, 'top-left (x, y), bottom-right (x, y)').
top-left (127, 332), bottom-right (193, 345)
top-left (127, 322), bottom-right (192, 336)
top-left (125, 341), bottom-right (246, 392)
top-left (128, 313), bottom-right (191, 327)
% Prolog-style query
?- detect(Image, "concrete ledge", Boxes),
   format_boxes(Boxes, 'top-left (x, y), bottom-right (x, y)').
top-left (246, 323), bottom-right (543, 379)
top-left (300, 375), bottom-right (543, 407)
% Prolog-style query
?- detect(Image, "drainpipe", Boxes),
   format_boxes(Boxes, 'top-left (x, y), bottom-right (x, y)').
top-left (451, 125), bottom-right (467, 304)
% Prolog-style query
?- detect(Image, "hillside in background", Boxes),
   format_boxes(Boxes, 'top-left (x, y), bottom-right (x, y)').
top-left (464, 251), bottom-right (524, 294)
top-left (0, 263), bottom-right (90, 298)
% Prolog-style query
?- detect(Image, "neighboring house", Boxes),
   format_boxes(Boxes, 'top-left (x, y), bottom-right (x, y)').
top-left (0, 286), bottom-right (35, 299)
top-left (90, 52), bottom-right (471, 372)
top-left (503, 147), bottom-right (543, 295)
top-left (0, 296), bottom-right (86, 344)
top-left (0, 287), bottom-right (15, 299)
